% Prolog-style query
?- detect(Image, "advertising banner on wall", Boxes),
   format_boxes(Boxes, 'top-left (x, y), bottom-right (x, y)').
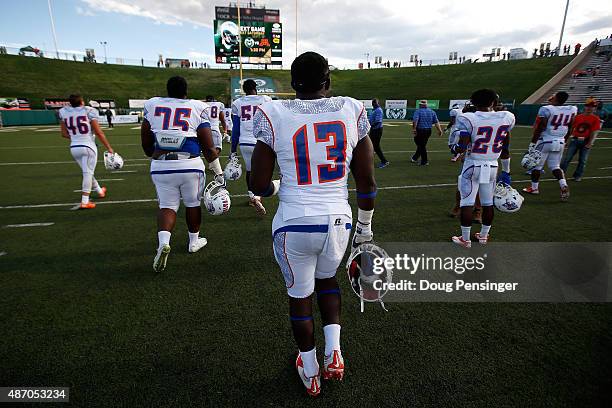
top-left (129, 99), bottom-right (147, 109)
top-left (385, 100), bottom-right (408, 119)
top-left (230, 77), bottom-right (276, 100)
top-left (113, 115), bottom-right (139, 124)
top-left (415, 100), bottom-right (440, 109)
top-left (0, 97), bottom-right (30, 110)
top-left (449, 99), bottom-right (470, 109)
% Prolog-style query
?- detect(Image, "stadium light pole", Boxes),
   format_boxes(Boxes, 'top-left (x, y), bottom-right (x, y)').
top-left (556, 0), bottom-right (570, 56)
top-left (237, 2), bottom-right (243, 82)
top-left (100, 41), bottom-right (108, 64)
top-left (47, 0), bottom-right (60, 59)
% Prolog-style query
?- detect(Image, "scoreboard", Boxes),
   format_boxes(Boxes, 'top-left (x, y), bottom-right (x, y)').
top-left (214, 6), bottom-right (282, 65)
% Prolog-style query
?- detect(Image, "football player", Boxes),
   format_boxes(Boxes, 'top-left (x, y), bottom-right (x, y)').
top-left (450, 89), bottom-right (515, 248)
top-left (141, 76), bottom-right (221, 273)
top-left (250, 52), bottom-right (376, 396)
top-left (59, 94), bottom-right (115, 209)
top-left (522, 91), bottom-right (576, 201)
top-left (204, 95), bottom-right (226, 172)
top-left (446, 103), bottom-right (463, 162)
top-left (223, 104), bottom-right (232, 142)
top-left (230, 79), bottom-right (273, 215)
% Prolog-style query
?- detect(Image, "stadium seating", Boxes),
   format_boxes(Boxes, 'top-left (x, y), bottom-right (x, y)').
top-left (539, 45), bottom-right (611, 104)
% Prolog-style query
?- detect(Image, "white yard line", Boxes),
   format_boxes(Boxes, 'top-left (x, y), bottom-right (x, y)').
top-left (0, 143), bottom-right (140, 150)
top-left (0, 251), bottom-right (7, 256)
top-left (0, 155), bottom-right (233, 166)
top-left (3, 222), bottom-right (55, 228)
top-left (112, 170), bottom-right (137, 173)
top-left (2, 175), bottom-right (612, 210)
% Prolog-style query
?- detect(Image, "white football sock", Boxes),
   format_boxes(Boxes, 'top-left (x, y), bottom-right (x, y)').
top-left (559, 178), bottom-right (568, 188)
top-left (480, 225), bottom-right (491, 238)
top-left (501, 158), bottom-right (510, 173)
top-left (323, 324), bottom-right (341, 356)
top-left (531, 182), bottom-right (539, 190)
top-left (248, 190), bottom-right (255, 199)
top-left (300, 347), bottom-right (318, 378)
top-left (82, 174), bottom-right (93, 194)
top-left (158, 231), bottom-right (171, 249)
top-left (461, 226), bottom-right (471, 241)
top-left (81, 195), bottom-right (89, 204)
top-left (188, 232), bottom-right (199, 246)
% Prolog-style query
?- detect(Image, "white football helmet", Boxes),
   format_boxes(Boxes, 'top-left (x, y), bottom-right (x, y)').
top-left (203, 180), bottom-right (231, 215)
top-left (346, 243), bottom-right (393, 312)
top-left (521, 149), bottom-right (543, 170)
top-left (493, 182), bottom-right (524, 213)
top-left (104, 151), bottom-right (124, 170)
top-left (223, 155), bottom-right (242, 181)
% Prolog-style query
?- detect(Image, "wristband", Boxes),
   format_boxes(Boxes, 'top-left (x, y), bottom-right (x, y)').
top-left (209, 158), bottom-right (223, 176)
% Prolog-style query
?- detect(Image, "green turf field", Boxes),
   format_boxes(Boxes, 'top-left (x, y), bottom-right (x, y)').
top-left (1, 123), bottom-right (611, 407)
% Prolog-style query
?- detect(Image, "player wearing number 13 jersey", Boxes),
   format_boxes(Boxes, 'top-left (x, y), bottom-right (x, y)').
top-left (250, 52), bottom-right (377, 397)
top-left (59, 94), bottom-right (115, 209)
top-left (450, 89), bottom-right (515, 248)
top-left (523, 91), bottom-right (577, 201)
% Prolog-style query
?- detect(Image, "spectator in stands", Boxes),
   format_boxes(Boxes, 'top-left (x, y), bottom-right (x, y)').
top-left (574, 43), bottom-right (581, 55)
top-left (369, 98), bottom-right (389, 168)
top-left (561, 99), bottom-right (601, 181)
top-left (411, 100), bottom-right (443, 166)
top-left (105, 109), bottom-right (114, 128)
top-left (593, 65), bottom-right (601, 76)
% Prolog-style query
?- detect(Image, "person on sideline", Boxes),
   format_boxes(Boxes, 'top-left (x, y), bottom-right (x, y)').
top-left (411, 99), bottom-right (443, 165)
top-left (561, 98), bottom-right (601, 181)
top-left (369, 99), bottom-right (389, 168)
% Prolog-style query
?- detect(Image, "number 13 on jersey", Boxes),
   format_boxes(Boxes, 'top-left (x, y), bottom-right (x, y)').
top-left (293, 121), bottom-right (347, 185)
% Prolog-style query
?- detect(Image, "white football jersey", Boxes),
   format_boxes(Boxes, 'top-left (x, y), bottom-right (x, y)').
top-left (231, 94), bottom-right (272, 145)
top-left (456, 110), bottom-right (515, 161)
top-left (224, 107), bottom-right (233, 130)
top-left (448, 108), bottom-right (463, 145)
top-left (449, 108), bottom-right (462, 121)
top-left (207, 101), bottom-right (225, 130)
top-left (58, 106), bottom-right (100, 149)
top-left (255, 97), bottom-right (370, 220)
top-left (144, 97), bottom-right (210, 154)
top-left (537, 104), bottom-right (577, 141)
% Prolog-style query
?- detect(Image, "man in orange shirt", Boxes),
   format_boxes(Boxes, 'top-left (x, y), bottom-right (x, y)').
top-left (560, 98), bottom-right (601, 181)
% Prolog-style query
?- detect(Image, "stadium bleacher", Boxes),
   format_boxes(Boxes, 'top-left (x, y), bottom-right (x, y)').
top-left (540, 43), bottom-right (611, 104)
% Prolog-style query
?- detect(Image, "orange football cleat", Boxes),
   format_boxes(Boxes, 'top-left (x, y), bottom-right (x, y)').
top-left (79, 202), bottom-right (96, 209)
top-left (296, 354), bottom-right (321, 397)
top-left (322, 350), bottom-right (345, 381)
top-left (97, 186), bottom-right (107, 198)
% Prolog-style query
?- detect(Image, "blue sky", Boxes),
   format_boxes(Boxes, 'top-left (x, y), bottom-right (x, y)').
top-left (0, 0), bottom-right (216, 65)
top-left (1, 0), bottom-right (610, 69)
